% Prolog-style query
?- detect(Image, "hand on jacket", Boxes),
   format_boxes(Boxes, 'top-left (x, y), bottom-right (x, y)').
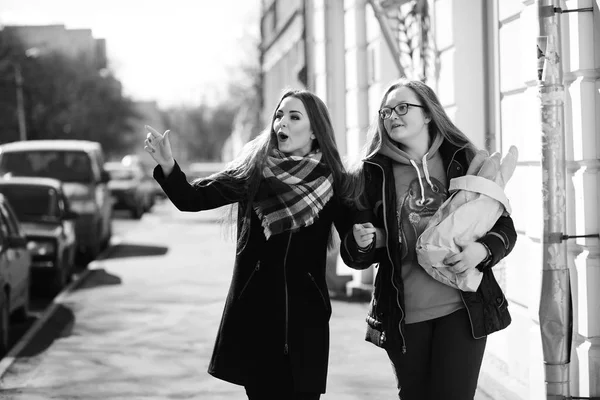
top-left (443, 241), bottom-right (488, 274)
top-left (353, 223), bottom-right (376, 249)
top-left (144, 125), bottom-right (175, 176)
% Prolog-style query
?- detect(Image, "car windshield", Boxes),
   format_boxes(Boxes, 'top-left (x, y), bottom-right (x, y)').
top-left (0, 150), bottom-right (94, 183)
top-left (0, 185), bottom-right (59, 222)
top-left (106, 167), bottom-right (135, 181)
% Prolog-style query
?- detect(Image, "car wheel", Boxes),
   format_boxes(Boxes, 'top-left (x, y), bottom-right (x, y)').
top-left (51, 266), bottom-right (68, 295)
top-left (85, 223), bottom-right (103, 263)
top-left (131, 203), bottom-right (143, 219)
top-left (0, 291), bottom-right (9, 357)
top-left (11, 284), bottom-right (29, 323)
top-left (101, 218), bottom-right (112, 251)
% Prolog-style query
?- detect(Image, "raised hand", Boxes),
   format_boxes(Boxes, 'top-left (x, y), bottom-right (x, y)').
top-left (144, 125), bottom-right (175, 176)
top-left (353, 222), bottom-right (377, 250)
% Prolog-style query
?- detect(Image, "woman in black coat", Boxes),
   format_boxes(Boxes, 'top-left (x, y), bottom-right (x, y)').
top-left (144, 90), bottom-right (354, 400)
top-left (340, 79), bottom-right (517, 400)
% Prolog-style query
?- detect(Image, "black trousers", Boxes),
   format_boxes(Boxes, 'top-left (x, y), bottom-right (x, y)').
top-left (385, 308), bottom-right (487, 400)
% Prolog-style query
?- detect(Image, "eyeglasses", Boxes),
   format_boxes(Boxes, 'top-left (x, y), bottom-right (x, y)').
top-left (378, 103), bottom-right (425, 120)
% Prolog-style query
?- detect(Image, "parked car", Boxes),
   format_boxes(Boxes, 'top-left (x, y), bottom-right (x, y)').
top-left (104, 160), bottom-right (154, 219)
top-left (0, 276), bottom-right (8, 357)
top-left (0, 177), bottom-right (78, 294)
top-left (0, 194), bottom-right (31, 356)
top-left (0, 140), bottom-right (112, 262)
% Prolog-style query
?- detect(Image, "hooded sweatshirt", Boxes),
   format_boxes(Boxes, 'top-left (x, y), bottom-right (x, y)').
top-left (379, 134), bottom-right (463, 324)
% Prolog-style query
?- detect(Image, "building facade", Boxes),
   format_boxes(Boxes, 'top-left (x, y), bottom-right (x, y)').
top-left (260, 0), bottom-right (600, 398)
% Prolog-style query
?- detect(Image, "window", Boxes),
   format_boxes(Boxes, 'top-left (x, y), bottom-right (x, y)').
top-left (0, 150), bottom-right (94, 183)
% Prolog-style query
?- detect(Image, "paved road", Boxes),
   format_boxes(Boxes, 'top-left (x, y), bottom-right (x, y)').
top-left (0, 201), bottom-right (492, 399)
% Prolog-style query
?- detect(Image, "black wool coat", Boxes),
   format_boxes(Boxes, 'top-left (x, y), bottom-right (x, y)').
top-left (154, 162), bottom-right (353, 393)
top-left (340, 141), bottom-right (517, 352)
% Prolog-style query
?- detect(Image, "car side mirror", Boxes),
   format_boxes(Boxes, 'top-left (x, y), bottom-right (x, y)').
top-left (101, 170), bottom-right (111, 183)
top-left (7, 236), bottom-right (27, 249)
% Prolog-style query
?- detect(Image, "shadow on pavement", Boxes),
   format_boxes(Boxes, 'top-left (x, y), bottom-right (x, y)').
top-left (18, 304), bottom-right (75, 357)
top-left (74, 269), bottom-right (122, 291)
top-left (101, 243), bottom-right (169, 260)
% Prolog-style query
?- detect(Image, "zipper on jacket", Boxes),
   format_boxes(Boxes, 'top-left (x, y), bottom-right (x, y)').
top-left (238, 261), bottom-right (261, 299)
top-left (283, 232), bottom-right (293, 355)
top-left (445, 148), bottom-right (462, 179)
top-left (308, 272), bottom-right (329, 313)
top-left (395, 210), bottom-right (402, 244)
top-left (365, 160), bottom-right (407, 354)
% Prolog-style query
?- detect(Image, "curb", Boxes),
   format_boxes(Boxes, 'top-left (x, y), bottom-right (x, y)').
top-left (0, 236), bottom-right (122, 380)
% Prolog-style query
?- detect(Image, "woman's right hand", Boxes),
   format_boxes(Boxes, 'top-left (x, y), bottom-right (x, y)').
top-left (353, 223), bottom-right (376, 249)
top-left (144, 125), bottom-right (175, 176)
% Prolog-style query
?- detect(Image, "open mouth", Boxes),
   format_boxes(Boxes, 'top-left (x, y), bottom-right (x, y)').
top-left (277, 132), bottom-right (289, 141)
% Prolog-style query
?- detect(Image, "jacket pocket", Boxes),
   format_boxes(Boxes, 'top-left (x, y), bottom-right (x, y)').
top-left (238, 261), bottom-right (260, 300)
top-left (307, 272), bottom-right (331, 317)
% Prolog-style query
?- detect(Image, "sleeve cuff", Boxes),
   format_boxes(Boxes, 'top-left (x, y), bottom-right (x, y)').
top-left (477, 231), bottom-right (509, 270)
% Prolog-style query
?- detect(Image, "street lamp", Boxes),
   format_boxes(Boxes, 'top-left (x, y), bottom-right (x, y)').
top-left (7, 47), bottom-right (42, 142)
top-left (13, 62), bottom-right (27, 141)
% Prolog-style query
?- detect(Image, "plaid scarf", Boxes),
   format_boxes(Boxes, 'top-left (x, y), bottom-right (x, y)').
top-left (254, 149), bottom-right (334, 239)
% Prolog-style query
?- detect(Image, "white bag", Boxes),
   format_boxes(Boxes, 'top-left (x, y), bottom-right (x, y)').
top-left (415, 146), bottom-right (518, 292)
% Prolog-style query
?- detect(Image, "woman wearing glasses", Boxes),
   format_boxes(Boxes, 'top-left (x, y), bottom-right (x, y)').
top-left (340, 79), bottom-right (517, 400)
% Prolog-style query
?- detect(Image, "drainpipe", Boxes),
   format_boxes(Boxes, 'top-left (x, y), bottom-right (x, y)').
top-left (537, 1), bottom-right (572, 399)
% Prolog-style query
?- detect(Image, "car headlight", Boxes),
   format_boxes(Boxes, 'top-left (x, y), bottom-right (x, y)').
top-left (27, 240), bottom-right (56, 257)
top-left (70, 199), bottom-right (97, 213)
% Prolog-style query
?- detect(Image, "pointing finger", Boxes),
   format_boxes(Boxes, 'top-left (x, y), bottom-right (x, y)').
top-left (145, 125), bottom-right (164, 139)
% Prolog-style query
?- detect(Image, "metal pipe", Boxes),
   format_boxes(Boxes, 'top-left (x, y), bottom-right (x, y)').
top-left (537, 1), bottom-right (572, 399)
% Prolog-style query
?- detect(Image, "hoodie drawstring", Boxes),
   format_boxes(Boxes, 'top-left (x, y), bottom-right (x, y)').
top-left (409, 152), bottom-right (434, 206)
top-left (422, 153), bottom-right (434, 189)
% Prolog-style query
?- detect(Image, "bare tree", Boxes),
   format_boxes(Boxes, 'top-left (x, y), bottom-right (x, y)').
top-left (0, 32), bottom-right (139, 155)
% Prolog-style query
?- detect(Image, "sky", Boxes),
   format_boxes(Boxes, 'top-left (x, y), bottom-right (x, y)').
top-left (0, 0), bottom-right (261, 108)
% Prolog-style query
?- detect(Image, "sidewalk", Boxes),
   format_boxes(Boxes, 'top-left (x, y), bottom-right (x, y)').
top-left (0, 204), bottom-right (397, 399)
top-left (0, 202), bottom-right (495, 399)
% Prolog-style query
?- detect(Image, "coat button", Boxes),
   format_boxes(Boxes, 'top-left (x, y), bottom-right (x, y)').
top-left (496, 297), bottom-right (502, 304)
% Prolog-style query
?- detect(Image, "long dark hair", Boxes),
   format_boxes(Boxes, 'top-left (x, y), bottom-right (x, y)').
top-left (198, 89), bottom-right (352, 249)
top-left (350, 79), bottom-right (477, 209)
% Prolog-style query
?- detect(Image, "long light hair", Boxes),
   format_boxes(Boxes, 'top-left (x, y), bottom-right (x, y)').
top-left (350, 79), bottom-right (477, 209)
top-left (199, 89), bottom-right (352, 250)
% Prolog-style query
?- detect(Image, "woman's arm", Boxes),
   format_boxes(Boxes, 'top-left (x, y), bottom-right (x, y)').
top-left (476, 214), bottom-right (517, 271)
top-left (154, 161), bottom-right (245, 211)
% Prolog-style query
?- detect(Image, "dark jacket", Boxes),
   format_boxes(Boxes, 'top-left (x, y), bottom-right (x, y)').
top-left (155, 162), bottom-right (353, 393)
top-left (340, 142), bottom-right (517, 353)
